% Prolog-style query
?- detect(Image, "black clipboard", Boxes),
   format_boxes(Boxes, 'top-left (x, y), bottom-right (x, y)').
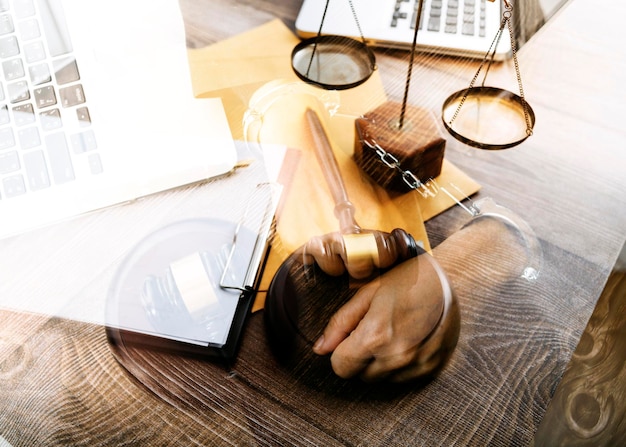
top-left (105, 183), bottom-right (279, 360)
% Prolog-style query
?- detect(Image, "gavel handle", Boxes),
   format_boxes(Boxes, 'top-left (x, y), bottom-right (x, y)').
top-left (305, 108), bottom-right (360, 234)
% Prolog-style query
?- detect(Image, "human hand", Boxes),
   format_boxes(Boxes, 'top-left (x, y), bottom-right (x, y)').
top-left (309, 216), bottom-right (529, 382)
top-left (302, 228), bottom-right (416, 279)
top-left (312, 253), bottom-right (459, 383)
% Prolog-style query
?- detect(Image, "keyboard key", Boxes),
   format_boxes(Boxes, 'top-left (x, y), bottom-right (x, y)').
top-left (29, 62), bottom-right (51, 85)
top-left (0, 35), bottom-right (19, 58)
top-left (393, 10), bottom-right (407, 22)
top-left (428, 16), bottom-right (441, 32)
top-left (53, 57), bottom-right (80, 84)
top-left (8, 87), bottom-right (30, 107)
top-left (3, 58), bottom-right (25, 81)
top-left (45, 132), bottom-right (75, 183)
top-left (70, 129), bottom-right (96, 153)
top-left (59, 84), bottom-right (85, 107)
top-left (18, 18), bottom-right (40, 40)
top-left (0, 126), bottom-right (15, 149)
top-left (0, 104), bottom-right (9, 124)
top-left (88, 153), bottom-right (103, 174)
top-left (12, 103), bottom-right (35, 126)
top-left (17, 126), bottom-right (40, 149)
top-left (0, 150), bottom-right (19, 174)
top-left (40, 108), bottom-right (62, 130)
top-left (34, 85), bottom-right (57, 108)
top-left (462, 22), bottom-right (475, 35)
top-left (391, 0), bottom-right (411, 27)
top-left (14, 0), bottom-right (36, 19)
top-left (76, 106), bottom-right (91, 126)
top-left (409, 12), bottom-right (419, 29)
top-left (0, 14), bottom-right (14, 35)
top-left (3, 174), bottom-right (26, 197)
top-left (23, 149), bottom-right (50, 190)
top-left (24, 40), bottom-right (46, 63)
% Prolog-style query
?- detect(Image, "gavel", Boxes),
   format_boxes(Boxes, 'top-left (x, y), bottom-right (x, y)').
top-left (264, 108), bottom-right (459, 382)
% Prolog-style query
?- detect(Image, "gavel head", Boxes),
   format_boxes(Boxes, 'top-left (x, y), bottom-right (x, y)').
top-left (264, 228), bottom-right (460, 383)
top-left (302, 228), bottom-right (419, 279)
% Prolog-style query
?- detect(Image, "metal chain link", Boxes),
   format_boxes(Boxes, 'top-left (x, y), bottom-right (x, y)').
top-left (361, 139), bottom-right (487, 218)
top-left (362, 139), bottom-right (438, 198)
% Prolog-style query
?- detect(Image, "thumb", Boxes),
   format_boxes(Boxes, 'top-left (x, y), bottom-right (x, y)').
top-left (312, 283), bottom-right (376, 355)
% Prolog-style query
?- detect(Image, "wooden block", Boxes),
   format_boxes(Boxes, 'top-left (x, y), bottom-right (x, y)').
top-left (354, 101), bottom-right (446, 193)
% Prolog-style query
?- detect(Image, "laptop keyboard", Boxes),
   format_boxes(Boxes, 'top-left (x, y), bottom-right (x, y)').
top-left (0, 0), bottom-right (101, 200)
top-left (391, 0), bottom-right (487, 37)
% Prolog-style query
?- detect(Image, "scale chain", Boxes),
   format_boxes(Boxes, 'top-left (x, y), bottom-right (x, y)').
top-left (505, 5), bottom-right (533, 136)
top-left (347, 0), bottom-right (366, 43)
top-left (448, 0), bottom-right (532, 137)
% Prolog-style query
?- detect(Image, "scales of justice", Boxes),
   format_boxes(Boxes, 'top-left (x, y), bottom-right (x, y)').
top-left (291, 0), bottom-right (535, 150)
top-left (261, 0), bottom-right (541, 381)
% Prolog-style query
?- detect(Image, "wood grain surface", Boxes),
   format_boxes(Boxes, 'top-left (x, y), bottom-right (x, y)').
top-left (533, 270), bottom-right (626, 446)
top-left (1, 0), bottom-right (625, 446)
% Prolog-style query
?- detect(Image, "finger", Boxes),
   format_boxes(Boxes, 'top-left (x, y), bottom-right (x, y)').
top-left (341, 233), bottom-right (377, 279)
top-left (330, 328), bottom-right (378, 379)
top-left (337, 338), bottom-right (421, 382)
top-left (303, 235), bottom-right (346, 276)
top-left (371, 231), bottom-right (398, 270)
top-left (343, 255), bottom-right (375, 279)
top-left (330, 351), bottom-right (373, 380)
top-left (358, 350), bottom-right (415, 383)
top-left (386, 353), bottom-right (444, 383)
top-left (312, 282), bottom-right (376, 355)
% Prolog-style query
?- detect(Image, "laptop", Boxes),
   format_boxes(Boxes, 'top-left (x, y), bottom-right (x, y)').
top-left (0, 0), bottom-right (237, 239)
top-left (295, 0), bottom-right (571, 60)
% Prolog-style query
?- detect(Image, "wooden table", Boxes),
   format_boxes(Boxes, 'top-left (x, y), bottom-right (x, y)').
top-left (1, 0), bottom-right (625, 445)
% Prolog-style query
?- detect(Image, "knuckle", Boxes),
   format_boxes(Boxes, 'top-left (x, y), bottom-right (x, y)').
top-left (325, 311), bottom-right (355, 340)
top-left (358, 321), bottom-right (393, 352)
top-left (330, 356), bottom-right (355, 379)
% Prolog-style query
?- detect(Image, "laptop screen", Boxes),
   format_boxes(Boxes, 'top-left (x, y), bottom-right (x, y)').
top-left (514, 0), bottom-right (571, 48)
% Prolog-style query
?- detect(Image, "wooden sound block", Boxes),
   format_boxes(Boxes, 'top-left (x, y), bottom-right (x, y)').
top-left (354, 101), bottom-right (446, 193)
